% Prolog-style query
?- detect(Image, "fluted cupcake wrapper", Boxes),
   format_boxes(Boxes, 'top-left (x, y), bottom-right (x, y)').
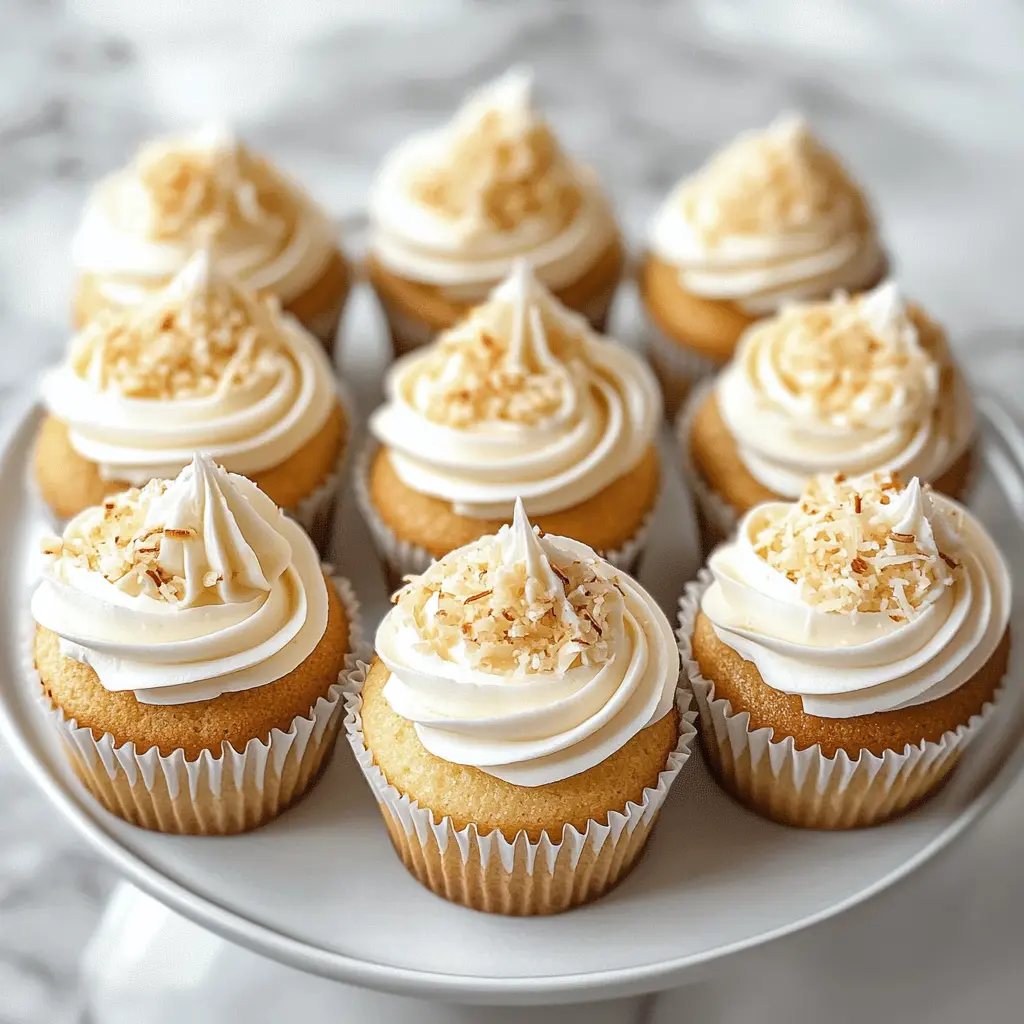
top-left (675, 377), bottom-right (740, 558)
top-left (341, 660), bottom-right (697, 915)
top-left (355, 438), bottom-right (658, 591)
top-left (644, 322), bottom-right (722, 422)
top-left (677, 571), bottom-right (1002, 830)
top-left (30, 574), bottom-right (369, 836)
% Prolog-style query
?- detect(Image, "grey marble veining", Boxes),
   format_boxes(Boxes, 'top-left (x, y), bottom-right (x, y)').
top-left (3, 2), bottom-right (1024, 1022)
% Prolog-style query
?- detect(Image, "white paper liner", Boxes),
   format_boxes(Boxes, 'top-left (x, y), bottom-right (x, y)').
top-left (354, 438), bottom-right (659, 588)
top-left (28, 574), bottom-right (369, 836)
top-left (644, 320), bottom-right (723, 422)
top-left (676, 570), bottom-right (1004, 830)
top-left (341, 660), bottom-right (697, 914)
top-left (675, 376), bottom-right (741, 557)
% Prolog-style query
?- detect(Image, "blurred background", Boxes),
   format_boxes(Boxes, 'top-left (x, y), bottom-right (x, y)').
top-left (2, 2), bottom-right (1024, 1022)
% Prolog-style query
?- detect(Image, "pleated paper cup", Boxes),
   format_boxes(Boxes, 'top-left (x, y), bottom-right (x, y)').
top-left (356, 438), bottom-right (659, 590)
top-left (342, 661), bottom-right (697, 915)
top-left (675, 378), bottom-right (740, 557)
top-left (31, 576), bottom-right (367, 836)
top-left (677, 571), bottom-right (1002, 830)
top-left (645, 323), bottom-right (722, 422)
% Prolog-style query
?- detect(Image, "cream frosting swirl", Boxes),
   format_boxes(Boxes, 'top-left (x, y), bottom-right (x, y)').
top-left (701, 472), bottom-right (1011, 719)
top-left (73, 122), bottom-right (338, 307)
top-left (32, 454), bottom-right (329, 706)
top-left (369, 261), bottom-right (661, 519)
top-left (42, 252), bottom-right (336, 486)
top-left (376, 499), bottom-right (678, 786)
top-left (715, 282), bottom-right (974, 497)
top-left (649, 114), bottom-right (884, 315)
top-left (369, 69), bottom-right (618, 299)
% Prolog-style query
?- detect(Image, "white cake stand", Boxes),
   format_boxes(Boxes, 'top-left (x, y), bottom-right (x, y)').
top-left (3, 291), bottom-right (1024, 1024)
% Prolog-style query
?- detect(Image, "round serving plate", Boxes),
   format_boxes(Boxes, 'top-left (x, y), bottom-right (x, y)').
top-left (2, 290), bottom-right (1024, 1007)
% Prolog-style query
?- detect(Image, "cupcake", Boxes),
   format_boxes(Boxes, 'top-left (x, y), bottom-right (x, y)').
top-left (35, 252), bottom-right (347, 546)
top-left (359, 261), bottom-right (662, 583)
top-left (71, 123), bottom-right (350, 351)
top-left (344, 499), bottom-right (694, 914)
top-left (679, 471), bottom-right (1011, 829)
top-left (682, 282), bottom-right (974, 554)
top-left (367, 69), bottom-right (624, 355)
top-left (642, 115), bottom-right (886, 415)
top-left (30, 454), bottom-right (361, 835)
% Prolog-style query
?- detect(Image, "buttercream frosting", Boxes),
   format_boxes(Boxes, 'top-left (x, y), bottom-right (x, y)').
top-left (701, 472), bottom-right (1010, 719)
top-left (369, 260), bottom-right (661, 519)
top-left (32, 454), bottom-right (329, 706)
top-left (369, 69), bottom-right (618, 299)
top-left (73, 122), bottom-right (338, 307)
top-left (375, 499), bottom-right (678, 786)
top-left (714, 282), bottom-right (974, 497)
top-left (42, 251), bottom-right (336, 486)
top-left (649, 114), bottom-right (884, 315)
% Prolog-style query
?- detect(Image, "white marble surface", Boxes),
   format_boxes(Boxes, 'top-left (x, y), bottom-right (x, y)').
top-left (3, 2), bottom-right (1024, 1022)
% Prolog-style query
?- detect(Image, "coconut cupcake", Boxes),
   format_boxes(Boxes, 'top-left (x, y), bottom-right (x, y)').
top-left (72, 123), bottom-right (350, 351)
top-left (31, 454), bottom-right (360, 835)
top-left (359, 261), bottom-right (661, 583)
top-left (682, 282), bottom-right (974, 554)
top-left (643, 115), bottom-right (886, 415)
top-left (344, 499), bottom-right (694, 914)
top-left (679, 471), bottom-right (1011, 829)
top-left (36, 252), bottom-right (346, 545)
top-left (367, 69), bottom-right (623, 354)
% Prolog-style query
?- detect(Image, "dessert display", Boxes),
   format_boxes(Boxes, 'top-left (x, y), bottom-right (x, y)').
top-left (679, 471), bottom-right (1011, 828)
top-left (367, 69), bottom-right (624, 354)
top-left (344, 499), bottom-right (694, 914)
top-left (643, 115), bottom-right (886, 415)
top-left (35, 252), bottom-right (347, 544)
top-left (71, 123), bottom-right (350, 351)
top-left (359, 260), bottom-right (662, 582)
top-left (30, 454), bottom-right (361, 835)
top-left (682, 282), bottom-right (974, 553)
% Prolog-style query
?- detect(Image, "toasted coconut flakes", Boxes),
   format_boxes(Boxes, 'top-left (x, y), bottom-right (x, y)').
top-left (752, 471), bottom-right (959, 619)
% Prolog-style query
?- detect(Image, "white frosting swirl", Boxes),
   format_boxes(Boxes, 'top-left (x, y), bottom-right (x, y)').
top-left (375, 500), bottom-right (678, 786)
top-left (32, 454), bottom-right (329, 706)
top-left (369, 69), bottom-right (618, 299)
top-left (701, 476), bottom-right (1010, 719)
top-left (73, 122), bottom-right (338, 307)
top-left (648, 115), bottom-right (884, 315)
top-left (715, 282), bottom-right (974, 497)
top-left (42, 252), bottom-right (336, 485)
top-left (369, 261), bottom-right (661, 518)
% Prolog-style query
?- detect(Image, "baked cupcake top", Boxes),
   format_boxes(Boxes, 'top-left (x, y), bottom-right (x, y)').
top-left (712, 282), bottom-right (974, 497)
top-left (42, 251), bottom-right (336, 486)
top-left (72, 123), bottom-right (337, 307)
top-left (369, 260), bottom-right (660, 518)
top-left (31, 454), bottom-right (329, 705)
top-left (701, 471), bottom-right (1010, 718)
top-left (648, 115), bottom-right (883, 315)
top-left (369, 68), bottom-right (617, 297)
top-left (375, 499), bottom-right (678, 786)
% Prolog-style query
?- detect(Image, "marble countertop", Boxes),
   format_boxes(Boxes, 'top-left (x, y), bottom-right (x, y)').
top-left (3, 2), bottom-right (1024, 1022)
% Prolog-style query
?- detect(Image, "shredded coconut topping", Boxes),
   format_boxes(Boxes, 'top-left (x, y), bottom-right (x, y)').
top-left (405, 298), bottom-right (586, 427)
top-left (744, 286), bottom-right (936, 426)
top-left (69, 280), bottom-right (284, 400)
top-left (680, 116), bottom-right (870, 245)
top-left (135, 136), bottom-right (293, 242)
top-left (394, 529), bottom-right (622, 674)
top-left (751, 472), bottom-right (961, 618)
top-left (39, 479), bottom-right (210, 604)
top-left (409, 86), bottom-right (580, 233)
